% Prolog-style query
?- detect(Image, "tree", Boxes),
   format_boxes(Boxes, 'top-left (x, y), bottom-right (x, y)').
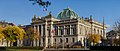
top-left (89, 34), bottom-right (101, 46)
top-left (0, 25), bottom-right (4, 42)
top-left (2, 26), bottom-right (26, 46)
top-left (29, 0), bottom-right (51, 11)
top-left (25, 27), bottom-right (39, 47)
top-left (113, 20), bottom-right (120, 37)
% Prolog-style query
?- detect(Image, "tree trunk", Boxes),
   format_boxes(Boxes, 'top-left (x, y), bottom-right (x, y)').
top-left (30, 40), bottom-right (33, 47)
top-left (7, 41), bottom-right (8, 47)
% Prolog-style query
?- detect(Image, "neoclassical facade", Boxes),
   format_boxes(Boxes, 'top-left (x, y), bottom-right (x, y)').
top-left (31, 7), bottom-right (107, 47)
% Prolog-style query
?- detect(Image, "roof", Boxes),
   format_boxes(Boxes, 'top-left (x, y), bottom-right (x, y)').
top-left (57, 7), bottom-right (79, 20)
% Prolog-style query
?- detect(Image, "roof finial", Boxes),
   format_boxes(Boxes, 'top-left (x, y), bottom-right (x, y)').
top-left (33, 14), bottom-right (36, 19)
top-left (49, 11), bottom-right (52, 15)
top-left (90, 15), bottom-right (93, 20)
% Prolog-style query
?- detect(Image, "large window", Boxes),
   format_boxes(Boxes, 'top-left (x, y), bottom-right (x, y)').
top-left (66, 38), bottom-right (68, 43)
top-left (94, 29), bottom-right (96, 34)
top-left (55, 38), bottom-right (56, 42)
top-left (72, 38), bottom-right (75, 43)
top-left (66, 25), bottom-right (70, 35)
top-left (98, 29), bottom-right (99, 34)
top-left (60, 38), bottom-right (62, 43)
top-left (39, 25), bottom-right (41, 34)
top-left (55, 26), bottom-right (58, 35)
top-left (48, 29), bottom-right (50, 36)
top-left (35, 25), bottom-right (37, 30)
top-left (60, 26), bottom-right (64, 35)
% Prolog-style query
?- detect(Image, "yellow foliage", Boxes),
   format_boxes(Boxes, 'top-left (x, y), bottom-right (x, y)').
top-left (0, 26), bottom-right (4, 42)
top-left (89, 34), bottom-right (101, 43)
top-left (2, 25), bottom-right (26, 42)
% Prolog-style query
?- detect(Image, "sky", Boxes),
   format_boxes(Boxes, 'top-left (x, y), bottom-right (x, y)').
top-left (0, 0), bottom-right (120, 32)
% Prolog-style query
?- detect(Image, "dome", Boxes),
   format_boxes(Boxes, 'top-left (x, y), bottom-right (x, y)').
top-left (57, 7), bottom-right (79, 20)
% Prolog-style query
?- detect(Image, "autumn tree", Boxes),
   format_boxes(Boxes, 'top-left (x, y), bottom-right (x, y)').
top-left (2, 26), bottom-right (26, 46)
top-left (89, 34), bottom-right (101, 46)
top-left (25, 27), bottom-right (39, 47)
top-left (0, 25), bottom-right (4, 42)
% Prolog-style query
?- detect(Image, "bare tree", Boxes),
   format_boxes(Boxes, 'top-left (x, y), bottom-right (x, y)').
top-left (113, 20), bottom-right (120, 36)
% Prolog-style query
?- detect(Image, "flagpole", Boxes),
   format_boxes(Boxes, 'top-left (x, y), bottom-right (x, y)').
top-left (103, 17), bottom-right (105, 39)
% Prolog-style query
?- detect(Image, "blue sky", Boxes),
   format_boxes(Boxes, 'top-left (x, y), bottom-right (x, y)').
top-left (0, 0), bottom-right (120, 31)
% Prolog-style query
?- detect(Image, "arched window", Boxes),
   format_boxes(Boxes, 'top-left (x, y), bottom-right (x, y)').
top-left (94, 29), bottom-right (96, 34)
top-left (98, 29), bottom-right (99, 34)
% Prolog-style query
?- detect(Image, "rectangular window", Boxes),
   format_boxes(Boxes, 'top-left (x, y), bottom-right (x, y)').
top-left (55, 26), bottom-right (58, 35)
top-left (55, 38), bottom-right (56, 42)
top-left (72, 38), bottom-right (75, 43)
top-left (66, 38), bottom-right (68, 43)
top-left (60, 38), bottom-right (62, 43)
top-left (48, 29), bottom-right (50, 36)
top-left (39, 25), bottom-right (41, 34)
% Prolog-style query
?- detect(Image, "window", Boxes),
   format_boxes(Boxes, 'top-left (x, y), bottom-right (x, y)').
top-left (94, 29), bottom-right (96, 34)
top-left (35, 25), bottom-right (38, 30)
top-left (101, 30), bottom-right (102, 35)
top-left (98, 29), bottom-right (99, 34)
top-left (55, 26), bottom-right (58, 35)
top-left (48, 29), bottom-right (50, 36)
top-left (60, 38), bottom-right (62, 43)
top-left (39, 25), bottom-right (41, 34)
top-left (72, 38), bottom-right (75, 43)
top-left (60, 29), bottom-right (64, 35)
top-left (66, 25), bottom-right (70, 35)
top-left (73, 28), bottom-right (76, 34)
top-left (60, 26), bottom-right (64, 35)
top-left (55, 38), bottom-right (56, 42)
top-left (66, 38), bottom-right (68, 43)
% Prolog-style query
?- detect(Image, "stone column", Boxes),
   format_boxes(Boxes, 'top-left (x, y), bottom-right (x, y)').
top-left (77, 23), bottom-right (79, 35)
top-left (70, 25), bottom-right (71, 35)
top-left (40, 38), bottom-right (43, 47)
top-left (50, 22), bottom-right (54, 46)
top-left (64, 26), bottom-right (65, 35)
top-left (20, 40), bottom-right (23, 47)
top-left (45, 20), bottom-right (48, 48)
top-left (17, 39), bottom-right (20, 47)
top-left (58, 26), bottom-right (59, 36)
top-left (33, 25), bottom-right (36, 47)
top-left (37, 25), bottom-right (39, 46)
top-left (40, 25), bottom-right (43, 47)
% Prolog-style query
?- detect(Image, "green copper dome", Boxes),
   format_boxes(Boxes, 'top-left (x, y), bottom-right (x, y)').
top-left (57, 7), bottom-right (79, 20)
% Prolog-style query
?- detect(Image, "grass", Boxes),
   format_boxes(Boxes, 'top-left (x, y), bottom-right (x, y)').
top-left (0, 46), bottom-right (43, 51)
top-left (6, 49), bottom-right (40, 51)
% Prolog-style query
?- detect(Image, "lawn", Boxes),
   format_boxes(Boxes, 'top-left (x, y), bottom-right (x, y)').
top-left (0, 47), bottom-right (43, 51)
top-left (6, 49), bottom-right (41, 51)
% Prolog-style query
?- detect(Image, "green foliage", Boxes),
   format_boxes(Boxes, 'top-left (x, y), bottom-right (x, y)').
top-left (2, 26), bottom-right (26, 42)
